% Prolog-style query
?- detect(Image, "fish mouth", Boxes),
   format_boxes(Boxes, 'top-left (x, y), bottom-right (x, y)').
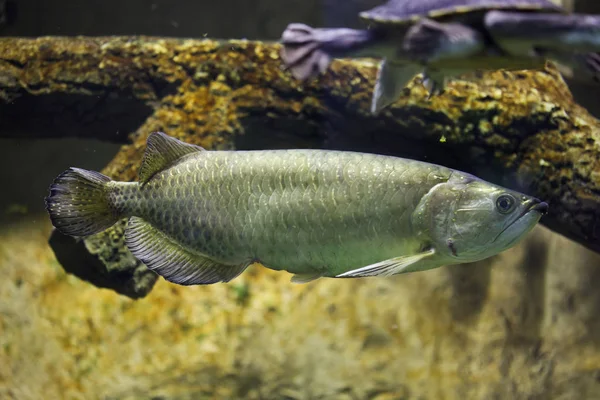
top-left (492, 198), bottom-right (548, 243)
top-left (508, 198), bottom-right (549, 228)
top-left (522, 198), bottom-right (549, 217)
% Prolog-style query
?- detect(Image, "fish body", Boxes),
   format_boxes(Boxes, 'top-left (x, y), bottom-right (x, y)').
top-left (114, 148), bottom-right (447, 277)
top-left (280, 7), bottom-right (600, 115)
top-left (45, 132), bottom-right (548, 285)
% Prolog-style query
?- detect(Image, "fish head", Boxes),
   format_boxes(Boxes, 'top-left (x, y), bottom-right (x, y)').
top-left (413, 172), bottom-right (548, 263)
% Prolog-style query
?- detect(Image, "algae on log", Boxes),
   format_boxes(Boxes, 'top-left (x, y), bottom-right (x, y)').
top-left (0, 36), bottom-right (599, 295)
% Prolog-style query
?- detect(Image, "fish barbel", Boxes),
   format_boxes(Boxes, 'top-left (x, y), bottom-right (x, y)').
top-left (45, 132), bottom-right (548, 285)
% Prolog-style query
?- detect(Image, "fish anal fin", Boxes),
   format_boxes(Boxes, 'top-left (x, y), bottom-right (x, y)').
top-left (336, 249), bottom-right (435, 278)
top-left (139, 132), bottom-right (205, 184)
top-left (125, 217), bottom-right (247, 285)
top-left (291, 272), bottom-right (323, 284)
top-left (371, 59), bottom-right (422, 114)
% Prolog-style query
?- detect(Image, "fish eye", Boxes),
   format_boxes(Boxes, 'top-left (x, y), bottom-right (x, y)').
top-left (496, 194), bottom-right (516, 214)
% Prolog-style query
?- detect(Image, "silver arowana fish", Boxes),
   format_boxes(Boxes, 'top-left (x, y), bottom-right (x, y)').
top-left (45, 132), bottom-right (548, 285)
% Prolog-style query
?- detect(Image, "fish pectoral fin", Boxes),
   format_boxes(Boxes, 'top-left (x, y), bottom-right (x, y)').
top-left (290, 272), bottom-right (323, 284)
top-left (335, 249), bottom-right (435, 278)
top-left (125, 217), bottom-right (248, 285)
top-left (139, 132), bottom-right (205, 184)
top-left (371, 59), bottom-right (422, 114)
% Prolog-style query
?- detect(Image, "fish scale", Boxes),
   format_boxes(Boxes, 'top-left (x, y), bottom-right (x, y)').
top-left (112, 150), bottom-right (446, 275)
top-left (46, 132), bottom-right (547, 285)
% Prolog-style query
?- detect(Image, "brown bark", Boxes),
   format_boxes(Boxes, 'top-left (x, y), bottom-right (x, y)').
top-left (0, 36), bottom-right (599, 294)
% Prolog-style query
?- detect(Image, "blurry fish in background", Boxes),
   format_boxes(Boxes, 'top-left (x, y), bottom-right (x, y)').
top-left (550, 52), bottom-right (600, 118)
top-left (480, 9), bottom-right (600, 118)
top-left (280, 0), bottom-right (600, 116)
top-left (45, 132), bottom-right (547, 286)
top-left (558, 0), bottom-right (600, 118)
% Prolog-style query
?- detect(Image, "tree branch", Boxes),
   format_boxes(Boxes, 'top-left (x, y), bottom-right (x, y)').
top-left (1, 36), bottom-right (598, 296)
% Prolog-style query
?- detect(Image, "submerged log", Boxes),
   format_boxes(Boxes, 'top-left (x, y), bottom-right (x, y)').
top-left (0, 36), bottom-right (599, 295)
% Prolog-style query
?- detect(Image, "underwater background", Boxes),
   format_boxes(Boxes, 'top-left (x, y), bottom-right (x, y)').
top-left (2, 0), bottom-right (600, 399)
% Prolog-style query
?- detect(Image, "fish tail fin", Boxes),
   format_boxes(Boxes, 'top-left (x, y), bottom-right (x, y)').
top-left (280, 23), bottom-right (333, 80)
top-left (45, 167), bottom-right (120, 237)
top-left (280, 23), bottom-right (374, 80)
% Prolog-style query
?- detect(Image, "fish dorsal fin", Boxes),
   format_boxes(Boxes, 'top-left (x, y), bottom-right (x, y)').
top-left (139, 132), bottom-right (205, 184)
top-left (125, 217), bottom-right (248, 285)
top-left (336, 249), bottom-right (435, 278)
